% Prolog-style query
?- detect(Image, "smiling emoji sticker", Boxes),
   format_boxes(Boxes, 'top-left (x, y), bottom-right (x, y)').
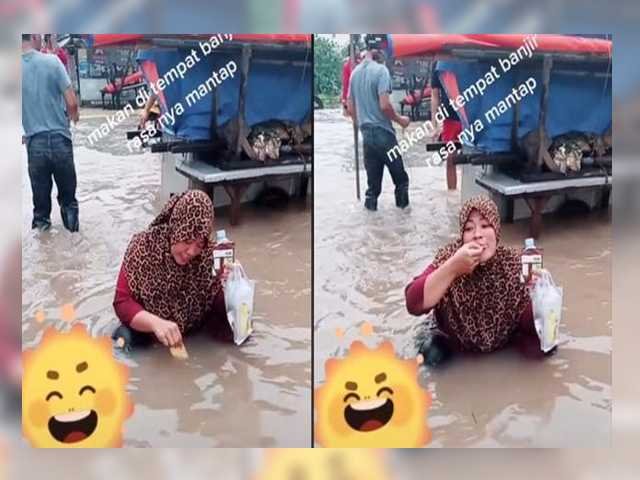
top-left (315, 341), bottom-right (431, 447)
top-left (22, 325), bottom-right (133, 447)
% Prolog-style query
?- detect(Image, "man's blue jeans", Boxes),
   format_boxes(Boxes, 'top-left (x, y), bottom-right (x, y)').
top-left (26, 132), bottom-right (79, 231)
top-left (361, 125), bottom-right (410, 209)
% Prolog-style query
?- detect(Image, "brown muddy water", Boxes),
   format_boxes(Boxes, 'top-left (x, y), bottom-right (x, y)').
top-left (14, 448), bottom-right (640, 480)
top-left (22, 108), bottom-right (311, 447)
top-left (314, 108), bottom-right (611, 447)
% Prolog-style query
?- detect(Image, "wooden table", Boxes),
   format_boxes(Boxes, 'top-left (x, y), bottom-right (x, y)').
top-left (176, 157), bottom-right (311, 225)
top-left (476, 170), bottom-right (611, 238)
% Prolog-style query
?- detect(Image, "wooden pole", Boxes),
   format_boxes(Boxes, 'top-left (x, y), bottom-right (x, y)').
top-left (536, 55), bottom-right (552, 170)
top-left (350, 35), bottom-right (361, 200)
top-left (74, 49), bottom-right (81, 101)
top-left (210, 85), bottom-right (219, 140)
top-left (511, 78), bottom-right (520, 152)
top-left (236, 44), bottom-right (252, 157)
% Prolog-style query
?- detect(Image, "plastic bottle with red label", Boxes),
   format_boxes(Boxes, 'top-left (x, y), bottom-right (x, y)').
top-left (521, 237), bottom-right (543, 285)
top-left (213, 229), bottom-right (235, 275)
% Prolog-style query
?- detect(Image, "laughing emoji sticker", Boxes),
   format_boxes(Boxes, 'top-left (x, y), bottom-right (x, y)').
top-left (315, 341), bottom-right (431, 447)
top-left (256, 449), bottom-right (390, 480)
top-left (22, 325), bottom-right (133, 447)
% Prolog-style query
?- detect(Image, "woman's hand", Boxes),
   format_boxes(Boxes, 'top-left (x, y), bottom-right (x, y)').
top-left (217, 263), bottom-right (232, 284)
top-left (449, 242), bottom-right (484, 276)
top-left (151, 316), bottom-right (183, 347)
top-left (138, 110), bottom-right (150, 129)
top-left (526, 268), bottom-right (544, 289)
top-left (220, 264), bottom-right (231, 283)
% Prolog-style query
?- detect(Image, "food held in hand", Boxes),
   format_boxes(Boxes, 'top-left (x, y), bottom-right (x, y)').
top-left (169, 342), bottom-right (189, 360)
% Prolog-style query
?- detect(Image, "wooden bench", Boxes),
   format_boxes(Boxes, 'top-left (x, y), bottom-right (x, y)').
top-left (475, 170), bottom-right (611, 238)
top-left (175, 157), bottom-right (311, 225)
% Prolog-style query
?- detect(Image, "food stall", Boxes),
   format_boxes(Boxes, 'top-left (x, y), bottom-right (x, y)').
top-left (84, 34), bottom-right (313, 225)
top-left (386, 34), bottom-right (612, 236)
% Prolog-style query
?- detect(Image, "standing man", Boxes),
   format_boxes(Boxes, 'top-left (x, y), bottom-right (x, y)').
top-left (22, 33), bottom-right (80, 232)
top-left (348, 34), bottom-right (411, 211)
top-left (30, 33), bottom-right (42, 51)
top-left (42, 34), bottom-right (70, 70)
top-left (430, 62), bottom-right (462, 190)
top-left (340, 45), bottom-right (363, 117)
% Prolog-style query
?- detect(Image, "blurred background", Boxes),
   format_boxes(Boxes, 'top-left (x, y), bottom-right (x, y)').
top-left (4, 0), bottom-right (639, 475)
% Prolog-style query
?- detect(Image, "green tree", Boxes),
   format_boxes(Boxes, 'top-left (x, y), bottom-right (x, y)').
top-left (314, 36), bottom-right (343, 99)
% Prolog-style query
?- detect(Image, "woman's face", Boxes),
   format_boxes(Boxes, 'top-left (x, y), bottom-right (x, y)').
top-left (171, 238), bottom-right (206, 266)
top-left (462, 210), bottom-right (497, 262)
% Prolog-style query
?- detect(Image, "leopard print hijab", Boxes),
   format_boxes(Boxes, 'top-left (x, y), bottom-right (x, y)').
top-left (432, 195), bottom-right (529, 352)
top-left (123, 190), bottom-right (221, 334)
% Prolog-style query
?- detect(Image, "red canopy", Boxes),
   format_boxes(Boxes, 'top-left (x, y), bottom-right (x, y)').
top-left (88, 34), bottom-right (145, 47)
top-left (87, 34), bottom-right (311, 48)
top-left (388, 34), bottom-right (612, 59)
top-left (101, 71), bottom-right (144, 94)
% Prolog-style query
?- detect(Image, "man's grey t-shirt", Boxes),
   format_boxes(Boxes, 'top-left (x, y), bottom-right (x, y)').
top-left (22, 50), bottom-right (72, 140)
top-left (348, 58), bottom-right (394, 135)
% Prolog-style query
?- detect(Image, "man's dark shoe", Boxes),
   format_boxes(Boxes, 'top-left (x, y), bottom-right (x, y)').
top-left (364, 197), bottom-right (378, 211)
top-left (395, 188), bottom-right (410, 209)
top-left (61, 206), bottom-right (79, 232)
top-left (32, 219), bottom-right (51, 232)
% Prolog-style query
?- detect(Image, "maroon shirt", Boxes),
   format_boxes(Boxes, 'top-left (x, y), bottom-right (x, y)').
top-left (41, 47), bottom-right (69, 69)
top-left (405, 263), bottom-right (543, 357)
top-left (113, 264), bottom-right (233, 342)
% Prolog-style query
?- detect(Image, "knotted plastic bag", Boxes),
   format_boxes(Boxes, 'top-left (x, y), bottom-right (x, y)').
top-left (223, 262), bottom-right (255, 345)
top-left (530, 269), bottom-right (563, 353)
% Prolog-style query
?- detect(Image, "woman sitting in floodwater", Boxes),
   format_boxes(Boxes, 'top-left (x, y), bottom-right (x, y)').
top-left (406, 195), bottom-right (545, 365)
top-left (112, 190), bottom-right (231, 348)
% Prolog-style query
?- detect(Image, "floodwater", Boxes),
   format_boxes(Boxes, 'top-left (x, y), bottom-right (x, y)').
top-left (14, 447), bottom-right (640, 480)
top-left (22, 108), bottom-right (311, 447)
top-left (313, 108), bottom-right (611, 447)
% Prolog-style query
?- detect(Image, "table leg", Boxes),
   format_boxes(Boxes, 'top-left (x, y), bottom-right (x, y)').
top-left (297, 174), bottom-right (309, 198)
top-left (188, 178), bottom-right (208, 194)
top-left (600, 186), bottom-right (611, 209)
top-left (505, 197), bottom-right (514, 224)
top-left (524, 196), bottom-right (549, 238)
top-left (223, 183), bottom-right (249, 226)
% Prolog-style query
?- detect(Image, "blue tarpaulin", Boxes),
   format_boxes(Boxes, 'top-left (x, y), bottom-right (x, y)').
top-left (435, 60), bottom-right (612, 153)
top-left (137, 47), bottom-right (311, 140)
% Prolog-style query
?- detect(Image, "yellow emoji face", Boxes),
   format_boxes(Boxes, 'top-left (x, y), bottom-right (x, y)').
top-left (256, 449), bottom-right (390, 480)
top-left (22, 325), bottom-right (133, 447)
top-left (315, 341), bottom-right (431, 447)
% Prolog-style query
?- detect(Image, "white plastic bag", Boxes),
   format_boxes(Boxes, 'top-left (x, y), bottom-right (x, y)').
top-left (530, 269), bottom-right (563, 353)
top-left (223, 262), bottom-right (255, 345)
